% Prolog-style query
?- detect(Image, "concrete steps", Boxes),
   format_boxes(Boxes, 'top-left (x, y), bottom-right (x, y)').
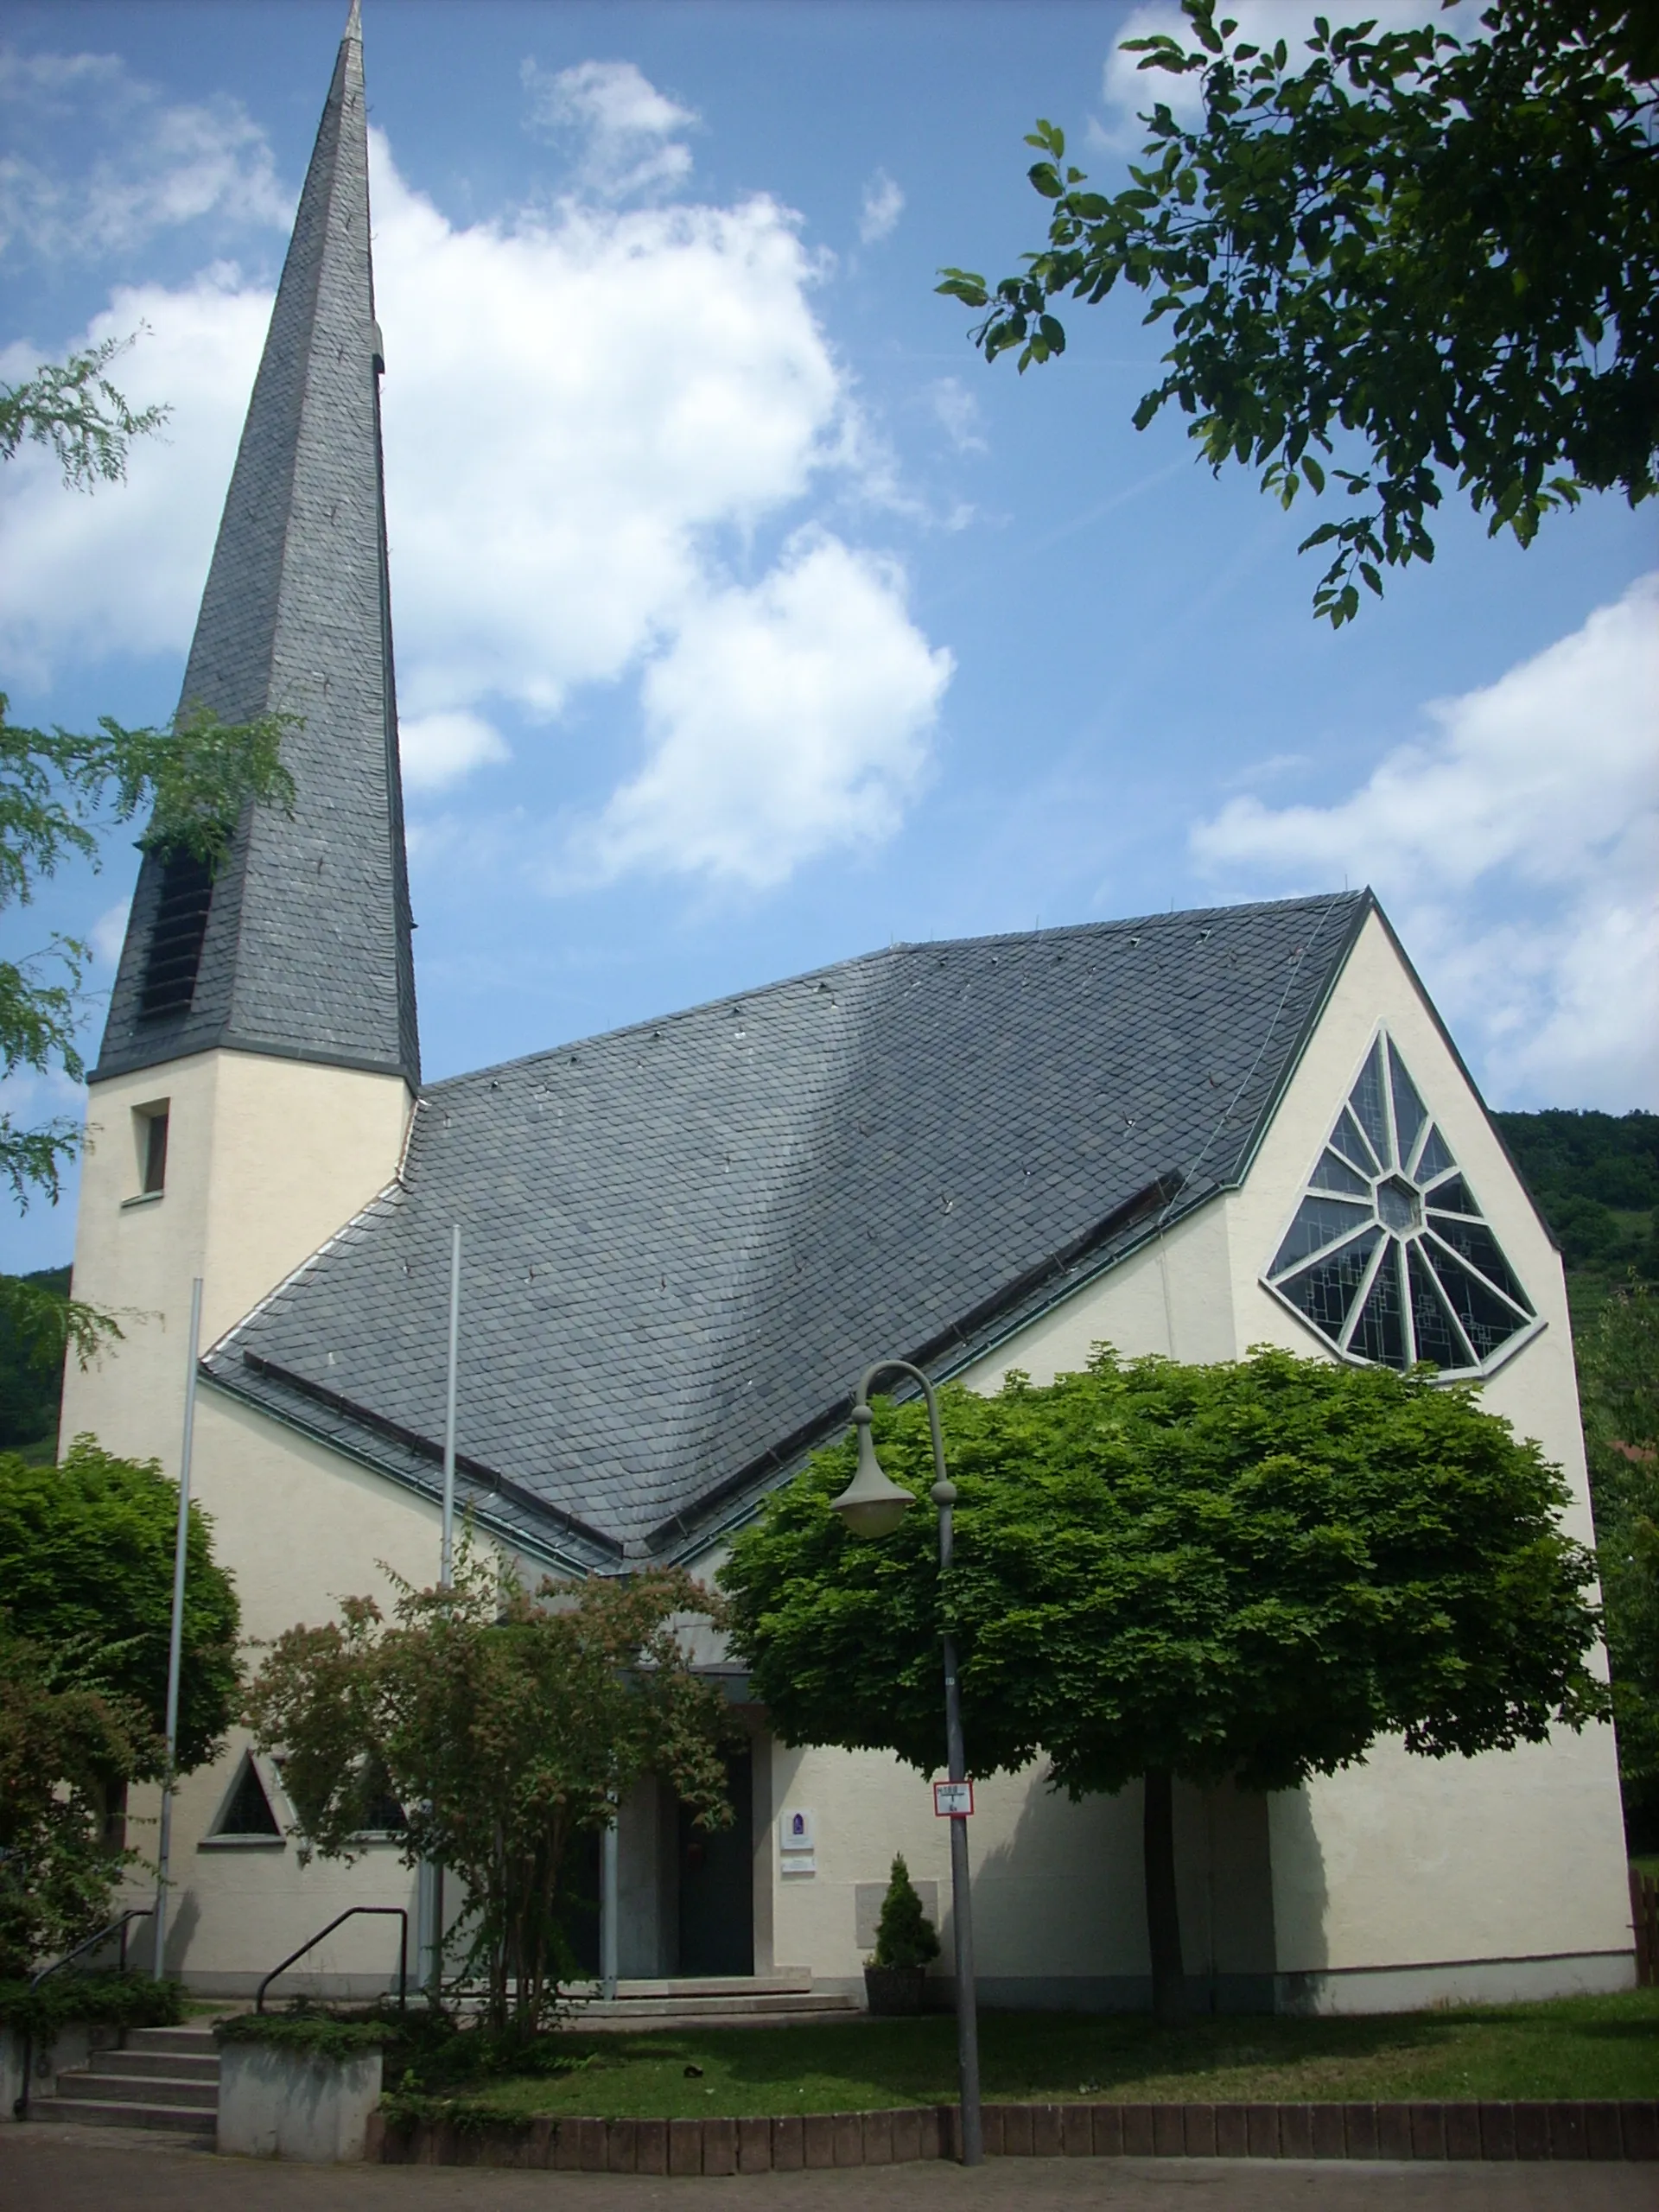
top-left (27, 2024), bottom-right (219, 2139)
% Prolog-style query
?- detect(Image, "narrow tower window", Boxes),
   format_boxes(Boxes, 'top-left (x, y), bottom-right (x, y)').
top-left (134, 1104), bottom-right (169, 1195)
top-left (139, 850), bottom-right (215, 1019)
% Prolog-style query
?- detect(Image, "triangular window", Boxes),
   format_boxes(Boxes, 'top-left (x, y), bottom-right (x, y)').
top-left (207, 1751), bottom-right (283, 1840)
top-left (1262, 1033), bottom-right (1537, 1378)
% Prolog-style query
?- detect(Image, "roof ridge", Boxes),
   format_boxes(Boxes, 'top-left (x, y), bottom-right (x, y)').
top-left (422, 888), bottom-right (1367, 1095)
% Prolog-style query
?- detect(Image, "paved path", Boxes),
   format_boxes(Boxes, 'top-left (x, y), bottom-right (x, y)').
top-left (2, 2126), bottom-right (1655, 2211)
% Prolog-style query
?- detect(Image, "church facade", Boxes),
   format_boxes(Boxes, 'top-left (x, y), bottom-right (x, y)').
top-left (63, 7), bottom-right (1633, 2012)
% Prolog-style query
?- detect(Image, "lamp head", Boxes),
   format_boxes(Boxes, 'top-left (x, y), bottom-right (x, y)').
top-left (830, 1403), bottom-right (913, 1540)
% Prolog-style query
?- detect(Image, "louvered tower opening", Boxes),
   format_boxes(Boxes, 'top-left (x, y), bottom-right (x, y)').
top-left (138, 851), bottom-right (216, 1019)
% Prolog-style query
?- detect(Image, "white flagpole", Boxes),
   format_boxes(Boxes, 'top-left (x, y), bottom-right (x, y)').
top-left (153, 1275), bottom-right (202, 1979)
top-left (441, 1224), bottom-right (460, 1586)
top-left (425, 1226), bottom-right (461, 1999)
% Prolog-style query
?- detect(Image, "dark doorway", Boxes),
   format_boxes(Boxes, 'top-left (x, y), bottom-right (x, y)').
top-left (677, 1746), bottom-right (753, 1977)
top-left (558, 1824), bottom-right (601, 1978)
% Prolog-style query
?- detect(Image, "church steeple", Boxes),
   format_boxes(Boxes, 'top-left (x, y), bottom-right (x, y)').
top-left (94, 1), bottom-right (419, 1089)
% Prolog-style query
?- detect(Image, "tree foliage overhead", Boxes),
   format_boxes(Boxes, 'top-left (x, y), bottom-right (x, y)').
top-left (939, 0), bottom-right (1658, 624)
top-left (0, 1436), bottom-right (241, 1777)
top-left (245, 1552), bottom-right (734, 2035)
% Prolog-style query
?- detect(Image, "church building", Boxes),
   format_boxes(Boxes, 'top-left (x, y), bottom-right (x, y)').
top-left (63, 6), bottom-right (1634, 2012)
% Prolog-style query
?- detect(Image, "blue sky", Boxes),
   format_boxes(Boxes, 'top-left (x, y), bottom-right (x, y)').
top-left (3, 0), bottom-right (1655, 1274)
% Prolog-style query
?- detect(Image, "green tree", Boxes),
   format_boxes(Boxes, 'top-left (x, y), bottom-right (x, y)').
top-left (1578, 1281), bottom-right (1659, 1847)
top-left (3, 335), bottom-right (296, 1376)
top-left (0, 1267), bottom-right (71, 1452)
top-left (245, 1550), bottom-right (733, 2035)
top-left (0, 1437), bottom-right (240, 1776)
top-left (939, 0), bottom-right (1657, 624)
top-left (721, 1348), bottom-right (1605, 2021)
top-left (0, 1619), bottom-right (156, 1977)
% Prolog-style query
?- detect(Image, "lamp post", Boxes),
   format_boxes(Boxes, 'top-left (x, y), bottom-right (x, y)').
top-left (830, 1360), bottom-right (982, 2168)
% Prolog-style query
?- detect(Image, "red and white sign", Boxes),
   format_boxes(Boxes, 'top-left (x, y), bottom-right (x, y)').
top-left (933, 1779), bottom-right (975, 1817)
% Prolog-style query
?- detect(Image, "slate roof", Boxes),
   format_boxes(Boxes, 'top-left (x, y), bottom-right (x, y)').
top-left (205, 890), bottom-right (1370, 1569)
top-left (93, 2), bottom-right (419, 1089)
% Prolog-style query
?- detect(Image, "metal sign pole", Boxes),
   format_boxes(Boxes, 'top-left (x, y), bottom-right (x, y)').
top-left (153, 1275), bottom-right (202, 1980)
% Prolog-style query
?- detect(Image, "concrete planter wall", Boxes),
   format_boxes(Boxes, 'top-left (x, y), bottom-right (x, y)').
top-left (372, 2098), bottom-right (1659, 2171)
top-left (218, 2042), bottom-right (384, 2161)
top-left (2, 2022), bottom-right (112, 2120)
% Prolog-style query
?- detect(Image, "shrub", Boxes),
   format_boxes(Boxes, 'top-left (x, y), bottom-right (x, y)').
top-left (871, 1854), bottom-right (939, 1971)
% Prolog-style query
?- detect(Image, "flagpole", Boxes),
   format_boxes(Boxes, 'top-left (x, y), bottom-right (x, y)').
top-left (153, 1276), bottom-right (202, 1979)
top-left (425, 1226), bottom-right (461, 2001)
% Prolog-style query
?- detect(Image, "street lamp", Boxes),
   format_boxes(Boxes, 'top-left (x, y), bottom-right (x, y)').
top-left (830, 1360), bottom-right (982, 2168)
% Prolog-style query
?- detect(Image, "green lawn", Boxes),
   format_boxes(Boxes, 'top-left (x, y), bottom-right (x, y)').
top-left (401, 1990), bottom-right (1659, 2120)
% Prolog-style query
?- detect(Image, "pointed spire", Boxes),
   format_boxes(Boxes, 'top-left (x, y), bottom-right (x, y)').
top-left (94, 6), bottom-right (419, 1089)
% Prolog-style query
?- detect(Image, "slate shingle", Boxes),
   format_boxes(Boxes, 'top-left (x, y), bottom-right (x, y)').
top-left (92, 8), bottom-right (418, 1089)
top-left (207, 891), bottom-right (1369, 1566)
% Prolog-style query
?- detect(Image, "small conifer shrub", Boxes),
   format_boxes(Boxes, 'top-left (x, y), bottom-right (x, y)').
top-left (871, 1854), bottom-right (939, 1971)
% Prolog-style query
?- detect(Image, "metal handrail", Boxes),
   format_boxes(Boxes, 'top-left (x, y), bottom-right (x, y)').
top-left (29, 1905), bottom-right (155, 1990)
top-left (13, 1907), bottom-right (155, 2119)
top-left (255, 1905), bottom-right (408, 2013)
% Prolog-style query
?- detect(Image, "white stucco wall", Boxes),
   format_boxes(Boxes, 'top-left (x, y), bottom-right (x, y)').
top-left (765, 1743), bottom-right (1275, 2005)
top-left (63, 1048), bottom-right (439, 1992)
top-left (118, 1392), bottom-right (445, 1992)
top-left (61, 1049), bottom-right (413, 1469)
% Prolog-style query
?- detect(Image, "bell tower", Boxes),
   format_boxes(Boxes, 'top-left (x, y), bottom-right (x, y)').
top-left (62, 1), bottom-right (420, 1465)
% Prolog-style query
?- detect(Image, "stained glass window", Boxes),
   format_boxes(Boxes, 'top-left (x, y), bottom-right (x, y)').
top-left (1262, 1033), bottom-right (1535, 1378)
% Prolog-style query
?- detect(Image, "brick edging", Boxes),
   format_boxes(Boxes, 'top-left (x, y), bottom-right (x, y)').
top-left (372, 2097), bottom-right (1659, 2169)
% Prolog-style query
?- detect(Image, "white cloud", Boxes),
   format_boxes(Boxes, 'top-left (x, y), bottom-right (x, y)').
top-left (520, 58), bottom-right (696, 200)
top-left (928, 377), bottom-right (987, 454)
top-left (0, 272), bottom-right (272, 683)
top-left (1192, 575), bottom-right (1659, 1109)
top-left (858, 169), bottom-right (904, 245)
top-left (578, 535), bottom-right (951, 888)
top-left (369, 143), bottom-right (851, 722)
top-left (1, 78), bottom-right (950, 893)
top-left (399, 710), bottom-right (511, 793)
top-left (91, 899), bottom-right (131, 970)
top-left (0, 46), bottom-right (289, 259)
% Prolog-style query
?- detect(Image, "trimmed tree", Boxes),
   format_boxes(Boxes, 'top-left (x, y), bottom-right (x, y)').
top-left (721, 1347), bottom-right (1606, 2022)
top-left (245, 1551), bottom-right (734, 2035)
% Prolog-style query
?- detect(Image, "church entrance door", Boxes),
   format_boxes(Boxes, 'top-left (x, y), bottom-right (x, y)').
top-left (677, 1747), bottom-right (753, 1977)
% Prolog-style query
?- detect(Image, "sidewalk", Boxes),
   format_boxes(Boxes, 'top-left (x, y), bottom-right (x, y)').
top-left (3, 2126), bottom-right (1656, 2211)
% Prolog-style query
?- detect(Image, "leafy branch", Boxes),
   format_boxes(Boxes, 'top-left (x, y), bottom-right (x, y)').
top-left (0, 333), bottom-right (170, 493)
top-left (939, 0), bottom-right (1657, 622)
